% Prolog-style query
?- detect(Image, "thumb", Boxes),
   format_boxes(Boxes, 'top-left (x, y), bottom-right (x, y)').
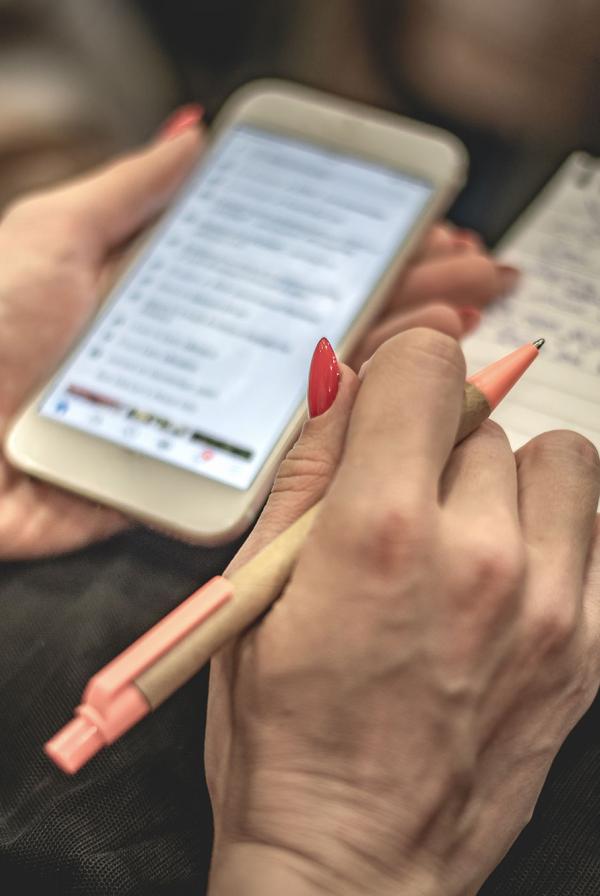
top-left (227, 354), bottom-right (360, 573)
top-left (208, 346), bottom-right (358, 801)
top-left (55, 125), bottom-right (203, 258)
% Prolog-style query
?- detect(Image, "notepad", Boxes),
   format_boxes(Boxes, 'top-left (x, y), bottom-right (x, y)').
top-left (462, 152), bottom-right (600, 452)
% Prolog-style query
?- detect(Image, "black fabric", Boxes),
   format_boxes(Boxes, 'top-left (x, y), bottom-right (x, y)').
top-left (0, 529), bottom-right (599, 894)
top-left (0, 528), bottom-right (243, 895)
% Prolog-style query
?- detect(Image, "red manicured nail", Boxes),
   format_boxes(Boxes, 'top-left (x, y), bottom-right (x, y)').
top-left (307, 338), bottom-right (340, 418)
top-left (157, 104), bottom-right (204, 140)
top-left (457, 305), bottom-right (481, 335)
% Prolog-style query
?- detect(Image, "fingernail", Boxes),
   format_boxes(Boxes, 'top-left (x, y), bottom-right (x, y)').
top-left (451, 236), bottom-right (473, 252)
top-left (452, 229), bottom-right (484, 252)
top-left (457, 305), bottom-right (481, 335)
top-left (497, 264), bottom-right (520, 293)
top-left (157, 104), bottom-right (204, 141)
top-left (307, 337), bottom-right (340, 418)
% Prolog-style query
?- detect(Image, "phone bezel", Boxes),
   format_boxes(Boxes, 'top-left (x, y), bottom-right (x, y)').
top-left (5, 80), bottom-right (467, 544)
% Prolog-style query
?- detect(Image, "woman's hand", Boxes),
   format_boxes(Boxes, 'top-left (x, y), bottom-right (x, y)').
top-left (0, 127), bottom-right (203, 557)
top-left (350, 223), bottom-right (518, 371)
top-left (206, 329), bottom-right (600, 896)
top-left (0, 125), bottom-right (514, 559)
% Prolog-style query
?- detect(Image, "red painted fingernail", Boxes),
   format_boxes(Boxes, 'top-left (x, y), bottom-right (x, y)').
top-left (307, 338), bottom-right (340, 418)
top-left (457, 305), bottom-right (482, 335)
top-left (157, 104), bottom-right (204, 140)
top-left (497, 264), bottom-right (521, 292)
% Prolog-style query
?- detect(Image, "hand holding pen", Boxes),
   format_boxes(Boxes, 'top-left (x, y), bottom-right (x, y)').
top-left (45, 328), bottom-right (600, 894)
top-left (205, 329), bottom-right (600, 895)
top-left (46, 330), bottom-right (543, 771)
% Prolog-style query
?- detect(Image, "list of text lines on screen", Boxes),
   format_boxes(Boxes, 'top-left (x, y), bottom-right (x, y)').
top-left (41, 125), bottom-right (433, 489)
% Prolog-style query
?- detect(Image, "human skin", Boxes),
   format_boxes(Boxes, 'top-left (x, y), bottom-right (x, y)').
top-left (0, 126), bottom-right (514, 558)
top-left (1, 116), bottom-right (596, 896)
top-left (206, 331), bottom-right (600, 895)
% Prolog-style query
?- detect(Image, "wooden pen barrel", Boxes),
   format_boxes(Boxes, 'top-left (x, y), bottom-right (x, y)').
top-left (136, 381), bottom-right (491, 709)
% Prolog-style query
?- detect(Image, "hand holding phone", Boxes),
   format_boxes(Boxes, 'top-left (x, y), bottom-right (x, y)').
top-left (5, 81), bottom-right (468, 546)
top-left (0, 128), bottom-right (202, 558)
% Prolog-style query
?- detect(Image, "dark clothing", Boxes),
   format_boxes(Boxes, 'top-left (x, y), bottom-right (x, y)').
top-left (0, 529), bottom-right (599, 895)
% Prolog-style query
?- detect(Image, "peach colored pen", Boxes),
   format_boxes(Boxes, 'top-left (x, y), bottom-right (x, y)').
top-left (45, 339), bottom-right (544, 774)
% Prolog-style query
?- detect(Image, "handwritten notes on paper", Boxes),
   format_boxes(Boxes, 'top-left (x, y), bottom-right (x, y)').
top-left (462, 153), bottom-right (600, 451)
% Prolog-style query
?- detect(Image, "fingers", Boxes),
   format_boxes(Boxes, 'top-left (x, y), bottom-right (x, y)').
top-left (412, 223), bottom-right (457, 260)
top-left (5, 128), bottom-right (203, 261)
top-left (227, 363), bottom-right (360, 573)
top-left (516, 431), bottom-right (600, 590)
top-left (390, 253), bottom-right (520, 312)
top-left (339, 328), bottom-right (466, 501)
top-left (441, 420), bottom-right (519, 523)
top-left (350, 302), bottom-right (466, 372)
top-left (452, 228), bottom-right (486, 253)
top-left (412, 223), bottom-right (483, 262)
top-left (0, 470), bottom-right (130, 560)
top-left (67, 129), bottom-right (203, 254)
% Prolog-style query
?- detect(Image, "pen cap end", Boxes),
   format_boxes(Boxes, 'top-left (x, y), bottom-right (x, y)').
top-left (44, 716), bottom-right (105, 774)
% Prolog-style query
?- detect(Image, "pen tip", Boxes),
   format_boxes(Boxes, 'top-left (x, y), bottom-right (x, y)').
top-left (532, 337), bottom-right (545, 349)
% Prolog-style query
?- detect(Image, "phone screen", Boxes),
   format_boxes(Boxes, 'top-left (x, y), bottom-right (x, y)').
top-left (40, 125), bottom-right (433, 489)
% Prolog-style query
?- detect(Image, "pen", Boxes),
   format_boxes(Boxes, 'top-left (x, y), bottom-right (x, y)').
top-left (45, 338), bottom-right (545, 774)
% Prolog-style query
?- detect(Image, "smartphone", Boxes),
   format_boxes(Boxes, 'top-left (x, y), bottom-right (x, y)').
top-left (5, 80), bottom-right (467, 544)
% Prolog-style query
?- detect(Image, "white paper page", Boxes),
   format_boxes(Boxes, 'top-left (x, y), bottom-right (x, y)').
top-left (462, 152), bottom-right (600, 452)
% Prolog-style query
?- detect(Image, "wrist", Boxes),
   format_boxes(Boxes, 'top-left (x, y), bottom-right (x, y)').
top-left (208, 842), bottom-right (343, 896)
top-left (208, 840), bottom-right (441, 896)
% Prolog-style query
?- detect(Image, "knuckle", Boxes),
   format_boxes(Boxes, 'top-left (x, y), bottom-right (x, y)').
top-left (476, 419), bottom-right (508, 443)
top-left (466, 533), bottom-right (526, 603)
top-left (460, 419), bottom-right (511, 457)
top-left (271, 439), bottom-right (335, 499)
top-left (520, 430), bottom-right (600, 470)
top-left (348, 496), bottom-right (433, 579)
top-left (372, 327), bottom-right (465, 382)
top-left (406, 327), bottom-right (466, 373)
top-left (525, 601), bottom-right (579, 653)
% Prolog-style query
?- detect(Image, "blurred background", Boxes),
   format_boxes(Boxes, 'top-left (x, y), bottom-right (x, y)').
top-left (1, 0), bottom-right (599, 244)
